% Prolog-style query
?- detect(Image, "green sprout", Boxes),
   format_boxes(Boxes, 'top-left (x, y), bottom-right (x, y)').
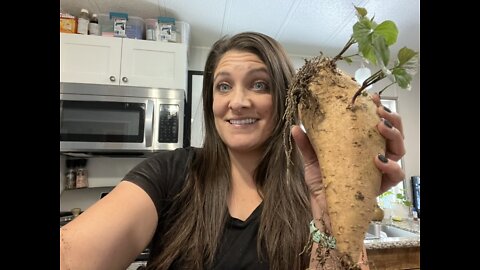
top-left (332, 6), bottom-right (419, 107)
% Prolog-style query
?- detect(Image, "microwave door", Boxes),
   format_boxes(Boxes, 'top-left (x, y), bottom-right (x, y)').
top-left (60, 94), bottom-right (151, 152)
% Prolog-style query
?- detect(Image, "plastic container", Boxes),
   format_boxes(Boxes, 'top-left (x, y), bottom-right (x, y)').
top-left (88, 13), bottom-right (100, 36)
top-left (98, 13), bottom-right (113, 36)
top-left (77, 8), bottom-right (90, 35)
top-left (145, 18), bottom-right (158, 41)
top-left (125, 16), bottom-right (145, 39)
top-left (157, 16), bottom-right (176, 42)
top-left (175, 21), bottom-right (190, 45)
top-left (98, 13), bottom-right (144, 39)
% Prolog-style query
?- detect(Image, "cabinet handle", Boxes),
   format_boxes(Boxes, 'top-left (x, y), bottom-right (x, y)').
top-left (109, 76), bottom-right (116, 82)
top-left (122, 77), bottom-right (128, 83)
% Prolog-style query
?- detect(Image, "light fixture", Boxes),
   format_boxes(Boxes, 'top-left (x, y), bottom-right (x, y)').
top-left (354, 62), bottom-right (372, 90)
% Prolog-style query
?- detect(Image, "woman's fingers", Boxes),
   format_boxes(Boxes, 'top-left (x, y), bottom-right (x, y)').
top-left (372, 93), bottom-right (404, 137)
top-left (291, 125), bottom-right (317, 166)
top-left (374, 154), bottom-right (405, 194)
top-left (377, 118), bottom-right (406, 162)
top-left (377, 106), bottom-right (404, 138)
top-left (291, 125), bottom-right (324, 193)
top-left (371, 92), bottom-right (382, 107)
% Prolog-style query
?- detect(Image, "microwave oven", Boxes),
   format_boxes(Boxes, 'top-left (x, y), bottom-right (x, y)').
top-left (60, 83), bottom-right (185, 154)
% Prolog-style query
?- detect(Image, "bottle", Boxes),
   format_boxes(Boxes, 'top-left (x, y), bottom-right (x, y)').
top-left (75, 159), bottom-right (89, 188)
top-left (88, 13), bottom-right (100, 36)
top-left (77, 9), bottom-right (90, 35)
top-left (64, 159), bottom-right (76, 189)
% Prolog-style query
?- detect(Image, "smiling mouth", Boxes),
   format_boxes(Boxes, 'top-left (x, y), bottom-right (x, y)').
top-left (228, 118), bottom-right (258, 125)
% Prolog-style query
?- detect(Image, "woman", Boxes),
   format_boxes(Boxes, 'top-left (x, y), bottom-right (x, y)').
top-left (60, 32), bottom-right (405, 270)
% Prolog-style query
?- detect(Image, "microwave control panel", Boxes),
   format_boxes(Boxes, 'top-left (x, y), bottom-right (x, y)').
top-left (158, 104), bottom-right (179, 143)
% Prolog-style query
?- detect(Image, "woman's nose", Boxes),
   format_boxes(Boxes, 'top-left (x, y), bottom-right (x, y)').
top-left (229, 88), bottom-right (251, 112)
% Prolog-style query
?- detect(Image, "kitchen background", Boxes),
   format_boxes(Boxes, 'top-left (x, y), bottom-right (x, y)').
top-left (60, 0), bottom-right (419, 217)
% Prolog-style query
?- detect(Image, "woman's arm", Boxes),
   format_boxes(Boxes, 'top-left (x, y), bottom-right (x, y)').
top-left (60, 181), bottom-right (158, 270)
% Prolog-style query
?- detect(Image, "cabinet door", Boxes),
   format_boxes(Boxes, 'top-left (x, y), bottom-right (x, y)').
top-left (60, 33), bottom-right (122, 85)
top-left (120, 39), bottom-right (187, 89)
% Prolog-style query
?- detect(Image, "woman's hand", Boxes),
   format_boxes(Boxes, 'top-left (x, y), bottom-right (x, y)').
top-left (371, 93), bottom-right (406, 194)
top-left (291, 125), bottom-right (324, 196)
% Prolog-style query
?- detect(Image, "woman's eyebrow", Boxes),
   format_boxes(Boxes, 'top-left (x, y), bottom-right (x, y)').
top-left (213, 68), bottom-right (269, 81)
top-left (213, 71), bottom-right (230, 81)
top-left (246, 68), bottom-right (269, 77)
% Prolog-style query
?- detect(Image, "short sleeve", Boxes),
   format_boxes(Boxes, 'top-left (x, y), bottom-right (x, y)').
top-left (122, 147), bottom-right (195, 218)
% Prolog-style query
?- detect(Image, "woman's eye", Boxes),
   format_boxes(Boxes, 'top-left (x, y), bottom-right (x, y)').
top-left (216, 83), bottom-right (231, 92)
top-left (252, 81), bottom-right (268, 91)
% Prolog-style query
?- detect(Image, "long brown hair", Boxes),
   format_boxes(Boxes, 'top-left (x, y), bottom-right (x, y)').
top-left (149, 32), bottom-right (311, 270)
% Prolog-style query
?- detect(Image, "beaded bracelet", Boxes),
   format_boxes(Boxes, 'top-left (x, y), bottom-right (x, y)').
top-left (309, 220), bottom-right (336, 249)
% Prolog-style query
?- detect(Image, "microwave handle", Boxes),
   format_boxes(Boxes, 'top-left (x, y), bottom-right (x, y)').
top-left (60, 100), bottom-right (63, 125)
top-left (145, 100), bottom-right (154, 147)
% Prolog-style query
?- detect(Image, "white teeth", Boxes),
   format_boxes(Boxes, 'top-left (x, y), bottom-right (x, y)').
top-left (229, 118), bottom-right (257, 125)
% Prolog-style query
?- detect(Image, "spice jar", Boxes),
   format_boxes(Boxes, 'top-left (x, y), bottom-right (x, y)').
top-left (65, 159), bottom-right (76, 189)
top-left (75, 159), bottom-right (89, 188)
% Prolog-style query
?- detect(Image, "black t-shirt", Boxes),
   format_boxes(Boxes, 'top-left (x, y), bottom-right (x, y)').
top-left (123, 147), bottom-right (269, 269)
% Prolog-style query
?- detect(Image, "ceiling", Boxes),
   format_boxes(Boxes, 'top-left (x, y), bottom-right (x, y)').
top-left (60, 0), bottom-right (420, 58)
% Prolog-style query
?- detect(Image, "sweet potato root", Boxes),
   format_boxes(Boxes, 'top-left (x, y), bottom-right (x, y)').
top-left (286, 55), bottom-right (385, 269)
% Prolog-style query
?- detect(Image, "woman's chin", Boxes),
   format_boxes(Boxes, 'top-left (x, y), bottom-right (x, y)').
top-left (226, 141), bottom-right (264, 153)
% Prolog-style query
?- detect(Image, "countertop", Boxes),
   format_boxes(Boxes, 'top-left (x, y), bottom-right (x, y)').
top-left (364, 220), bottom-right (420, 250)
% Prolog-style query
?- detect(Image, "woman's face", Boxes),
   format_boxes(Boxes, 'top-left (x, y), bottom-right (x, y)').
top-left (212, 50), bottom-right (275, 154)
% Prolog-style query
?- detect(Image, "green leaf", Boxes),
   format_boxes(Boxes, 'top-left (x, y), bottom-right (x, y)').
top-left (360, 43), bottom-right (377, 65)
top-left (397, 47), bottom-right (419, 76)
top-left (353, 19), bottom-right (373, 44)
top-left (379, 190), bottom-right (394, 198)
top-left (397, 47), bottom-right (417, 66)
top-left (355, 6), bottom-right (368, 18)
top-left (392, 68), bottom-right (412, 89)
top-left (372, 35), bottom-right (390, 66)
top-left (373, 20), bottom-right (398, 46)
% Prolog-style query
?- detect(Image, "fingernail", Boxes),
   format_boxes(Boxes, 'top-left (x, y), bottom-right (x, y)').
top-left (383, 119), bottom-right (393, 129)
top-left (383, 106), bottom-right (391, 113)
top-left (378, 154), bottom-right (388, 163)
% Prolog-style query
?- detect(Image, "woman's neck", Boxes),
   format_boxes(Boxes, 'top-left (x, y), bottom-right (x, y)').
top-left (228, 149), bottom-right (262, 183)
top-left (227, 149), bottom-right (264, 221)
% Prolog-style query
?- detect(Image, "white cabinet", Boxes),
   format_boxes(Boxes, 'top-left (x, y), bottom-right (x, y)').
top-left (60, 33), bottom-right (187, 89)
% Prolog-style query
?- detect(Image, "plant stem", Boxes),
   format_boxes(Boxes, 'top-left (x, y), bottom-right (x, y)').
top-left (349, 71), bottom-right (386, 107)
top-left (342, 53), bottom-right (360, 59)
top-left (378, 82), bottom-right (395, 95)
top-left (333, 37), bottom-right (356, 63)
